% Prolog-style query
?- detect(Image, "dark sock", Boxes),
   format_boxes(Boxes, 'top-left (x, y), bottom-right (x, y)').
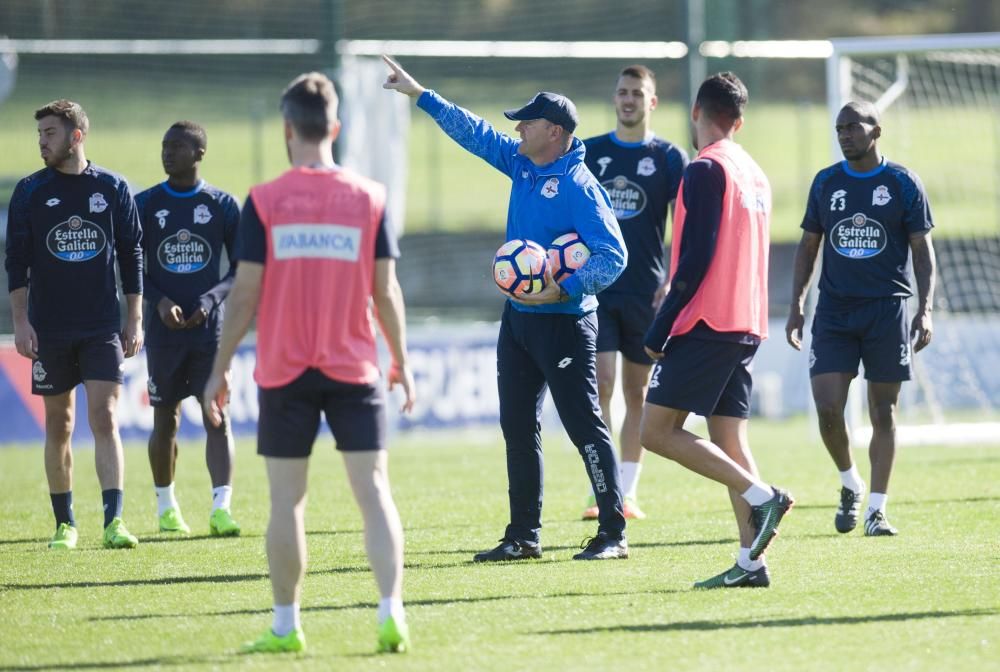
top-left (50, 491), bottom-right (75, 529)
top-left (102, 489), bottom-right (124, 528)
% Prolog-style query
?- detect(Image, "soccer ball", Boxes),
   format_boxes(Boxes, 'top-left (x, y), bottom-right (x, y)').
top-left (546, 232), bottom-right (590, 282)
top-left (493, 239), bottom-right (548, 296)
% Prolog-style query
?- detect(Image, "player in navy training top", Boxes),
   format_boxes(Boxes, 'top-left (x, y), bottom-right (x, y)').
top-left (135, 121), bottom-right (242, 538)
top-left (5, 99), bottom-right (143, 550)
top-left (583, 64), bottom-right (688, 521)
top-left (786, 101), bottom-right (936, 538)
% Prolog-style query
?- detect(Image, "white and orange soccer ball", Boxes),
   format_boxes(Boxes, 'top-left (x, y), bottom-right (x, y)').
top-left (546, 232), bottom-right (590, 282)
top-left (493, 239), bottom-right (548, 296)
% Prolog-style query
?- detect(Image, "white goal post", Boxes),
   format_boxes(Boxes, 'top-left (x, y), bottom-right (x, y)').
top-left (825, 33), bottom-right (1000, 446)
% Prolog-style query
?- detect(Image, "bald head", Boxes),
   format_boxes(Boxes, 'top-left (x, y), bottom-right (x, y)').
top-left (840, 101), bottom-right (880, 126)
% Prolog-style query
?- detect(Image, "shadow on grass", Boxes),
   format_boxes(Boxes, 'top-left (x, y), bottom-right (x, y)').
top-left (87, 588), bottom-right (688, 622)
top-left (3, 558), bottom-right (475, 591)
top-left (0, 654), bottom-right (238, 671)
top-left (138, 533), bottom-right (262, 544)
top-left (530, 607), bottom-right (1000, 636)
top-left (406, 537), bottom-right (736, 558)
top-left (3, 566), bottom-right (359, 591)
top-left (789, 495), bottom-right (1000, 512)
top-left (0, 537), bottom-right (47, 546)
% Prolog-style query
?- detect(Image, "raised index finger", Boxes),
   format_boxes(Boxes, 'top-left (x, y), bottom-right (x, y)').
top-left (382, 54), bottom-right (402, 72)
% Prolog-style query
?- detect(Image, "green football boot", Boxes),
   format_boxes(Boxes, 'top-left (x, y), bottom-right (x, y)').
top-left (241, 628), bottom-right (306, 654)
top-left (377, 615), bottom-right (411, 654)
top-left (694, 563), bottom-right (770, 589)
top-left (103, 517), bottom-right (138, 549)
top-left (159, 507), bottom-right (191, 534)
top-left (48, 523), bottom-right (78, 550)
top-left (749, 487), bottom-right (795, 560)
top-left (209, 508), bottom-right (242, 537)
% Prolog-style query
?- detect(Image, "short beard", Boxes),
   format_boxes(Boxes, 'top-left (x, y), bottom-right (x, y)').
top-left (43, 145), bottom-right (72, 168)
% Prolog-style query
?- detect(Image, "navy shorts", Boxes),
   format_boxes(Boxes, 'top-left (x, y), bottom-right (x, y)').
top-left (645, 335), bottom-right (758, 419)
top-left (596, 292), bottom-right (655, 365)
top-left (257, 368), bottom-right (386, 457)
top-left (146, 344), bottom-right (217, 407)
top-left (32, 332), bottom-right (124, 396)
top-left (810, 297), bottom-right (911, 383)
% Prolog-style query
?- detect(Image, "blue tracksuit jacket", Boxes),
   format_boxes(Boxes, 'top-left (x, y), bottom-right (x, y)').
top-left (417, 90), bottom-right (627, 315)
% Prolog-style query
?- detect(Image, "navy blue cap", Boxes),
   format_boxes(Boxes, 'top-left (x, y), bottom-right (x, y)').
top-left (504, 92), bottom-right (578, 133)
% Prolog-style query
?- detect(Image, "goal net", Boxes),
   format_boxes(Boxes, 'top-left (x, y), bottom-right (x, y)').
top-left (826, 33), bottom-right (1000, 445)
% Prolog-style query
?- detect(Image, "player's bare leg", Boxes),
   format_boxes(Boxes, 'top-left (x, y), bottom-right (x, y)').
top-left (342, 449), bottom-right (408, 650)
top-left (149, 405), bottom-right (181, 487)
top-left (596, 351), bottom-right (617, 431)
top-left (618, 359), bottom-right (652, 518)
top-left (86, 380), bottom-right (124, 491)
top-left (201, 403), bottom-right (239, 535)
top-left (44, 390), bottom-right (78, 549)
top-left (85, 379), bottom-right (136, 547)
top-left (692, 415), bottom-right (771, 588)
top-left (867, 381), bottom-right (901, 494)
top-left (864, 381), bottom-right (902, 536)
top-left (641, 403), bottom-right (792, 561)
top-left (203, 405), bottom-right (234, 489)
top-left (149, 403), bottom-right (190, 533)
top-left (619, 359), bottom-right (651, 465)
top-left (264, 456), bottom-right (308, 636)
top-left (43, 391), bottom-right (75, 494)
top-left (810, 373), bottom-right (855, 471)
top-left (708, 416), bottom-right (757, 548)
top-left (812, 372), bottom-right (868, 533)
top-left (640, 404), bottom-right (756, 490)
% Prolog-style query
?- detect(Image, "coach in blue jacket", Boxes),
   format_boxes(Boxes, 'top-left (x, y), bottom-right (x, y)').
top-left (384, 56), bottom-right (629, 562)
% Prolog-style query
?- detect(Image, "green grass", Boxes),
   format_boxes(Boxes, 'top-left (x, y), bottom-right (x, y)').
top-left (1, 69), bottom-right (996, 241)
top-left (0, 417), bottom-right (997, 670)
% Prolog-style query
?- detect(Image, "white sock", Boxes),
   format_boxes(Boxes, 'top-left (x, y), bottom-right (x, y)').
top-left (212, 485), bottom-right (232, 512)
top-left (867, 492), bottom-right (888, 516)
top-left (740, 482), bottom-right (775, 507)
top-left (839, 465), bottom-right (865, 493)
top-left (737, 547), bottom-right (765, 572)
top-left (620, 462), bottom-right (642, 501)
top-left (377, 597), bottom-right (406, 625)
top-left (155, 484), bottom-right (178, 517)
top-left (272, 603), bottom-right (300, 636)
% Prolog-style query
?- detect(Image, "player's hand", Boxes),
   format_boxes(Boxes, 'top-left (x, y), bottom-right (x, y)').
top-left (785, 308), bottom-right (805, 350)
top-left (507, 267), bottom-right (563, 305)
top-left (183, 306), bottom-right (208, 329)
top-left (911, 310), bottom-right (933, 352)
top-left (13, 317), bottom-right (38, 359)
top-left (202, 369), bottom-right (230, 427)
top-left (122, 317), bottom-right (143, 358)
top-left (382, 55), bottom-right (426, 98)
top-left (158, 298), bottom-right (185, 330)
top-left (644, 345), bottom-right (664, 361)
top-left (388, 361), bottom-right (416, 414)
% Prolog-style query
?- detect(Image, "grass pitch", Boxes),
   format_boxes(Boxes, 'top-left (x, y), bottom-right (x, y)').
top-left (0, 418), bottom-right (997, 671)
